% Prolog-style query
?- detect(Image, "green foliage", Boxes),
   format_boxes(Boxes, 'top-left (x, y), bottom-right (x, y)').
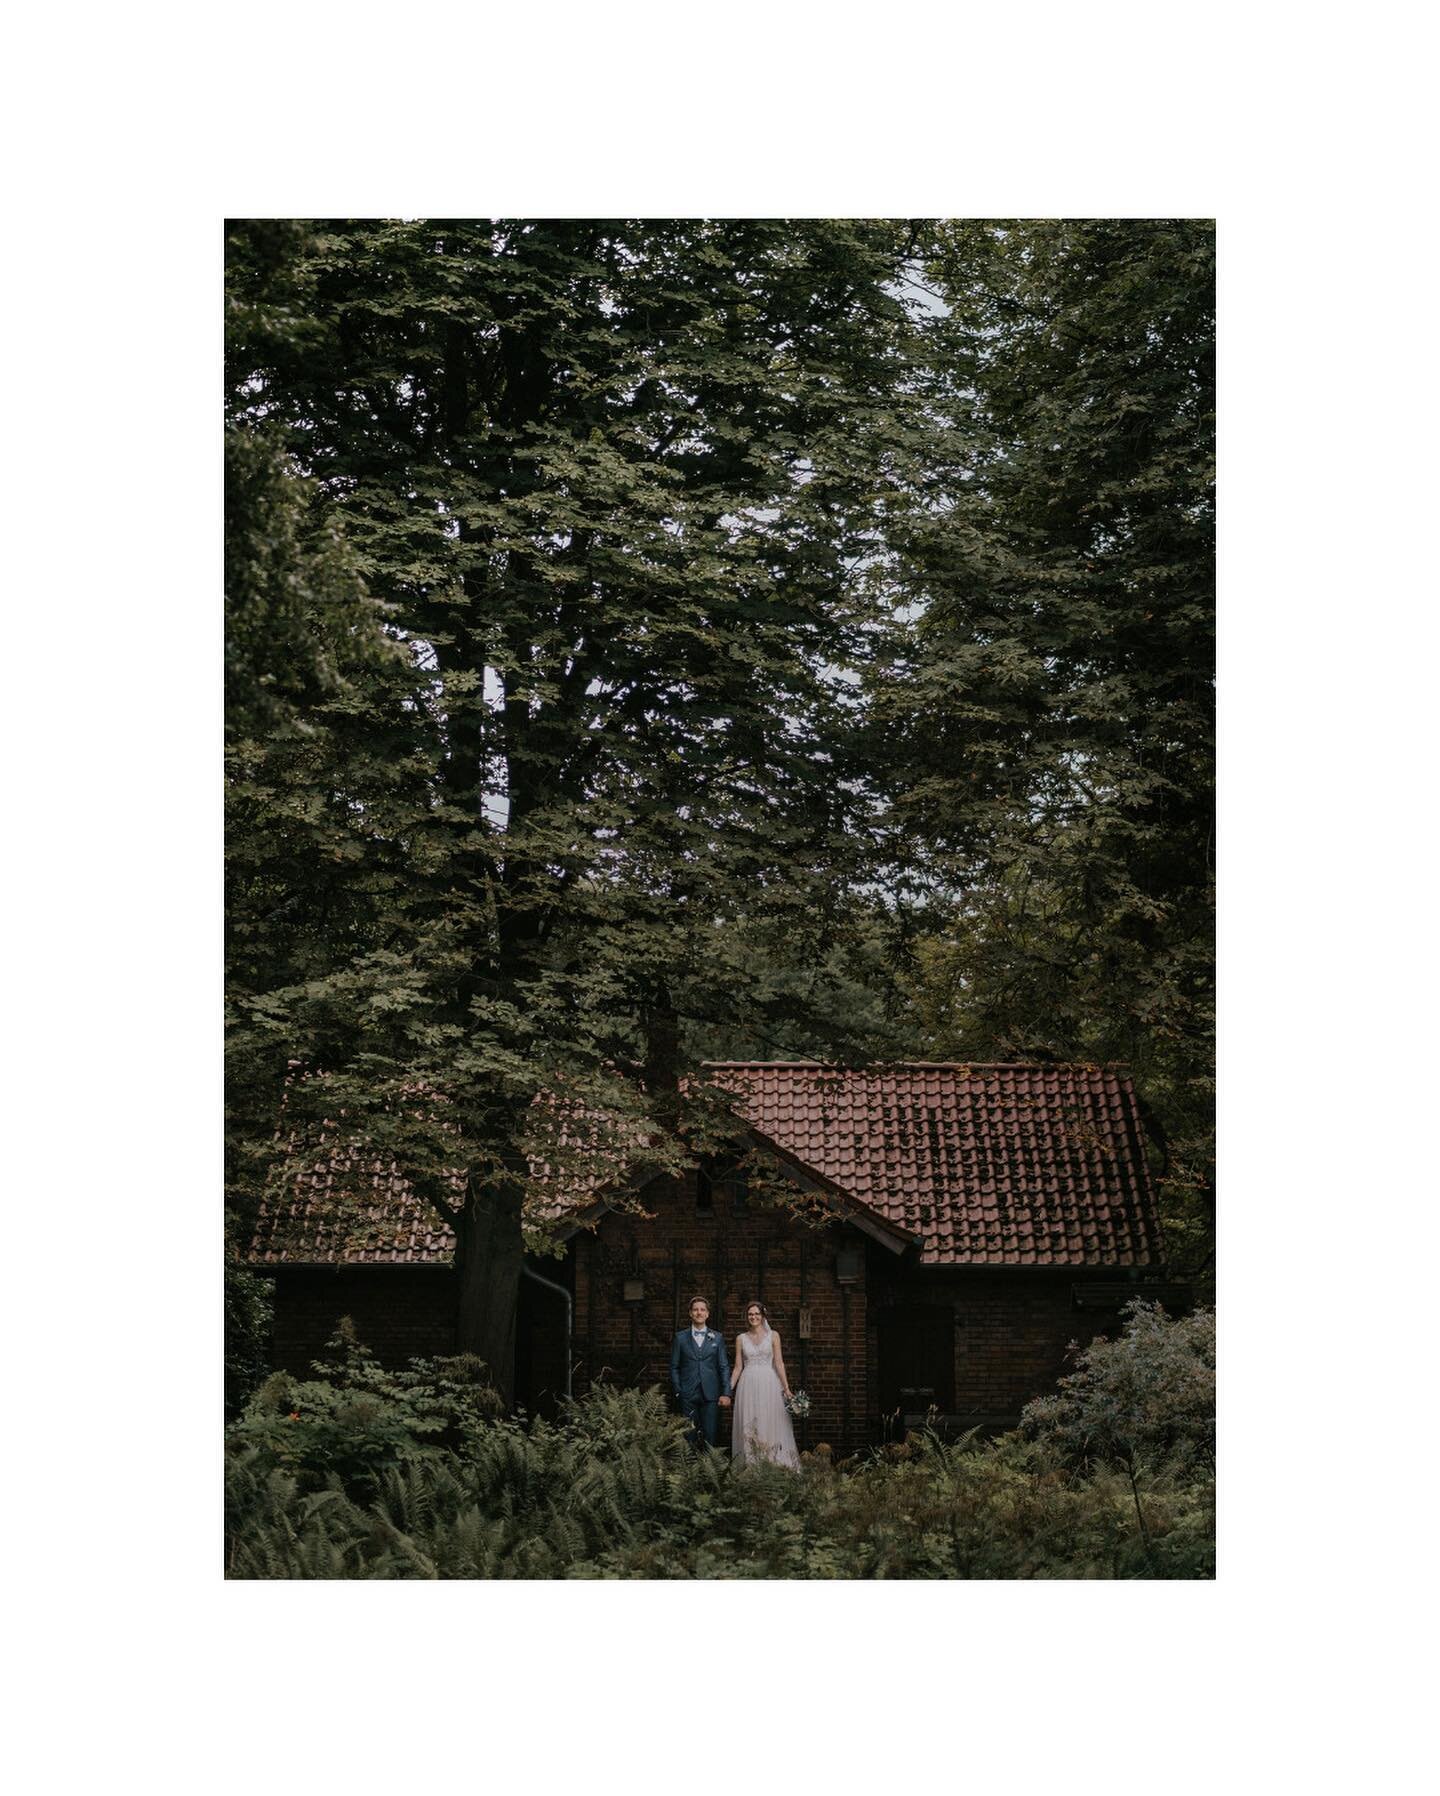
top-left (226, 1327), bottom-right (1213, 1580)
top-left (223, 1247), bottom-right (273, 1418)
top-left (1022, 1299), bottom-right (1216, 1477)
top-left (224, 422), bottom-right (399, 746)
top-left (875, 220), bottom-right (1215, 1277)
top-left (224, 419), bottom-right (417, 1245)
top-left (224, 219), bottom-right (934, 1384)
top-left (223, 218), bottom-right (1215, 1399)
top-left (227, 1320), bottom-right (503, 1495)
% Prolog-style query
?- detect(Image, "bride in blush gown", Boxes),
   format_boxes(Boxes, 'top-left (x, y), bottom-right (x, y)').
top-left (728, 1302), bottom-right (800, 1470)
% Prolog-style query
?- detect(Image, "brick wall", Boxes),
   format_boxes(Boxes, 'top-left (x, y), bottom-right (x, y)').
top-left (267, 1264), bottom-right (571, 1416)
top-left (869, 1264), bottom-right (1133, 1425)
top-left (572, 1172), bottom-right (873, 1457)
top-left (269, 1266), bottom-right (458, 1373)
top-left (267, 1205), bottom-right (1146, 1442)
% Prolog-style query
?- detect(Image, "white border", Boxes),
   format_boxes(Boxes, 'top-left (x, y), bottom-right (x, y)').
top-left (8, 1), bottom-right (1434, 1788)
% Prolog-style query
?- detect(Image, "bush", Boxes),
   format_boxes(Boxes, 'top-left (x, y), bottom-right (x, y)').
top-left (224, 1254), bottom-right (274, 1418)
top-left (1018, 1300), bottom-right (1215, 1568)
top-left (1020, 1300), bottom-right (1215, 1476)
top-left (225, 1320), bottom-right (1215, 1580)
top-left (226, 1318), bottom-right (503, 1497)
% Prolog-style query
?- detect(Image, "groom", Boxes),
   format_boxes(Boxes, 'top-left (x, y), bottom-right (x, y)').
top-left (670, 1296), bottom-right (732, 1449)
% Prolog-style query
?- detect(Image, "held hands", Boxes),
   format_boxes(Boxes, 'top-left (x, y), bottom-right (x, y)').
top-left (718, 1396), bottom-right (732, 1407)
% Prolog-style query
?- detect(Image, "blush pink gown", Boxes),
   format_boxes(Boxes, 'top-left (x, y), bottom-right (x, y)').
top-left (730, 1328), bottom-right (800, 1469)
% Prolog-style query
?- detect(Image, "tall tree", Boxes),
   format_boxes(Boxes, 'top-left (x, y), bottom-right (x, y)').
top-left (874, 220), bottom-right (1215, 1271)
top-left (225, 219), bottom-right (923, 1398)
top-left (225, 405), bottom-right (417, 1407)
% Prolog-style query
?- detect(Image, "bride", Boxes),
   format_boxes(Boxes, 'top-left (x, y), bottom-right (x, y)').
top-left (729, 1302), bottom-right (800, 1469)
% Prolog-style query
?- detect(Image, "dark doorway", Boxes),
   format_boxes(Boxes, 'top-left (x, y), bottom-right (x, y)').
top-left (515, 1275), bottom-right (569, 1419)
top-left (878, 1305), bottom-right (955, 1433)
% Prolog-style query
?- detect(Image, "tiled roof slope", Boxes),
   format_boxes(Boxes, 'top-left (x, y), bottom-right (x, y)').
top-left (249, 1096), bottom-right (641, 1268)
top-left (250, 1144), bottom-right (461, 1265)
top-left (709, 1063), bottom-right (1161, 1268)
top-left (249, 1063), bottom-right (1161, 1270)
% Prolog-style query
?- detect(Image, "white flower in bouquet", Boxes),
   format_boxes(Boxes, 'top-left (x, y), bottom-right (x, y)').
top-left (786, 1389), bottom-right (811, 1418)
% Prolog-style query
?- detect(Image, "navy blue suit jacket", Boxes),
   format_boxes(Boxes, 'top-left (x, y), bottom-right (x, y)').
top-left (671, 1327), bottom-right (732, 1406)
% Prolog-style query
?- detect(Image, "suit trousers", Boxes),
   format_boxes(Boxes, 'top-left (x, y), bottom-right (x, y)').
top-left (681, 1394), bottom-right (720, 1450)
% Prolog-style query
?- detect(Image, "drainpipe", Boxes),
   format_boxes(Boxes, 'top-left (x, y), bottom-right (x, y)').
top-left (521, 1263), bottom-right (573, 1400)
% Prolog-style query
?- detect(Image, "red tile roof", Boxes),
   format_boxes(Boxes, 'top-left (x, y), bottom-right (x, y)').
top-left (248, 1093), bottom-right (643, 1267)
top-left (248, 1063), bottom-right (1161, 1271)
top-left (251, 1142), bottom-right (460, 1266)
top-left (708, 1063), bottom-right (1161, 1268)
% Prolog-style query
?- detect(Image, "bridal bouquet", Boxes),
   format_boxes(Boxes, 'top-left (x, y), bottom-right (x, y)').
top-left (785, 1389), bottom-right (811, 1418)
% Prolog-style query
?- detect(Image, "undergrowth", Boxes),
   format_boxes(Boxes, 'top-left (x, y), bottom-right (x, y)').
top-left (225, 1306), bottom-right (1214, 1580)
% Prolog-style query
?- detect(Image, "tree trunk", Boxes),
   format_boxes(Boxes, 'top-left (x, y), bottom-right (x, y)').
top-left (454, 1162), bottom-right (526, 1408)
top-left (641, 980), bottom-right (680, 1121)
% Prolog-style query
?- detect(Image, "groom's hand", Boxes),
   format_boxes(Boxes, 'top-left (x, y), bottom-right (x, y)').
top-left (718, 1396), bottom-right (731, 1407)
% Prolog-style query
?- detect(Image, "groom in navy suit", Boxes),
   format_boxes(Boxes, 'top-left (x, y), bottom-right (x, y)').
top-left (670, 1296), bottom-right (732, 1449)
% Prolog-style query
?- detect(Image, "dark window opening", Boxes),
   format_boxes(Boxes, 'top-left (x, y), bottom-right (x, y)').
top-left (696, 1167), bottom-right (714, 1215)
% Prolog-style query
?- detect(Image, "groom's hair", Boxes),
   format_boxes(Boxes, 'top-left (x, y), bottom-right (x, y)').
top-left (687, 1295), bottom-right (710, 1311)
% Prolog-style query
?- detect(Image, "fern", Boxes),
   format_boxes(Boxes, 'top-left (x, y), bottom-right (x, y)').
top-left (225, 1327), bottom-right (1213, 1580)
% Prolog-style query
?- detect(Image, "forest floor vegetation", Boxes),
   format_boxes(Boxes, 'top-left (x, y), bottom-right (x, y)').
top-left (225, 1304), bottom-right (1214, 1580)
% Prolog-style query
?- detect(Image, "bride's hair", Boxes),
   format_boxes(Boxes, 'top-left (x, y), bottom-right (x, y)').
top-left (744, 1301), bottom-right (771, 1327)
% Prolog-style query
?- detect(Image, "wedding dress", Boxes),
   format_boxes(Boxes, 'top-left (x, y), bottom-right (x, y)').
top-left (730, 1327), bottom-right (800, 1469)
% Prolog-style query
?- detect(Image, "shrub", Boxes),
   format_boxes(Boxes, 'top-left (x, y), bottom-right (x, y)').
top-left (226, 1318), bottom-right (503, 1498)
top-left (1020, 1300), bottom-right (1216, 1476)
top-left (224, 1253), bottom-right (274, 1418)
top-left (226, 1323), bottom-right (1215, 1580)
top-left (1018, 1300), bottom-right (1215, 1569)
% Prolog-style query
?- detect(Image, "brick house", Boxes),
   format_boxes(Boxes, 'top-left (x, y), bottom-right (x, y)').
top-left (250, 1063), bottom-right (1179, 1452)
